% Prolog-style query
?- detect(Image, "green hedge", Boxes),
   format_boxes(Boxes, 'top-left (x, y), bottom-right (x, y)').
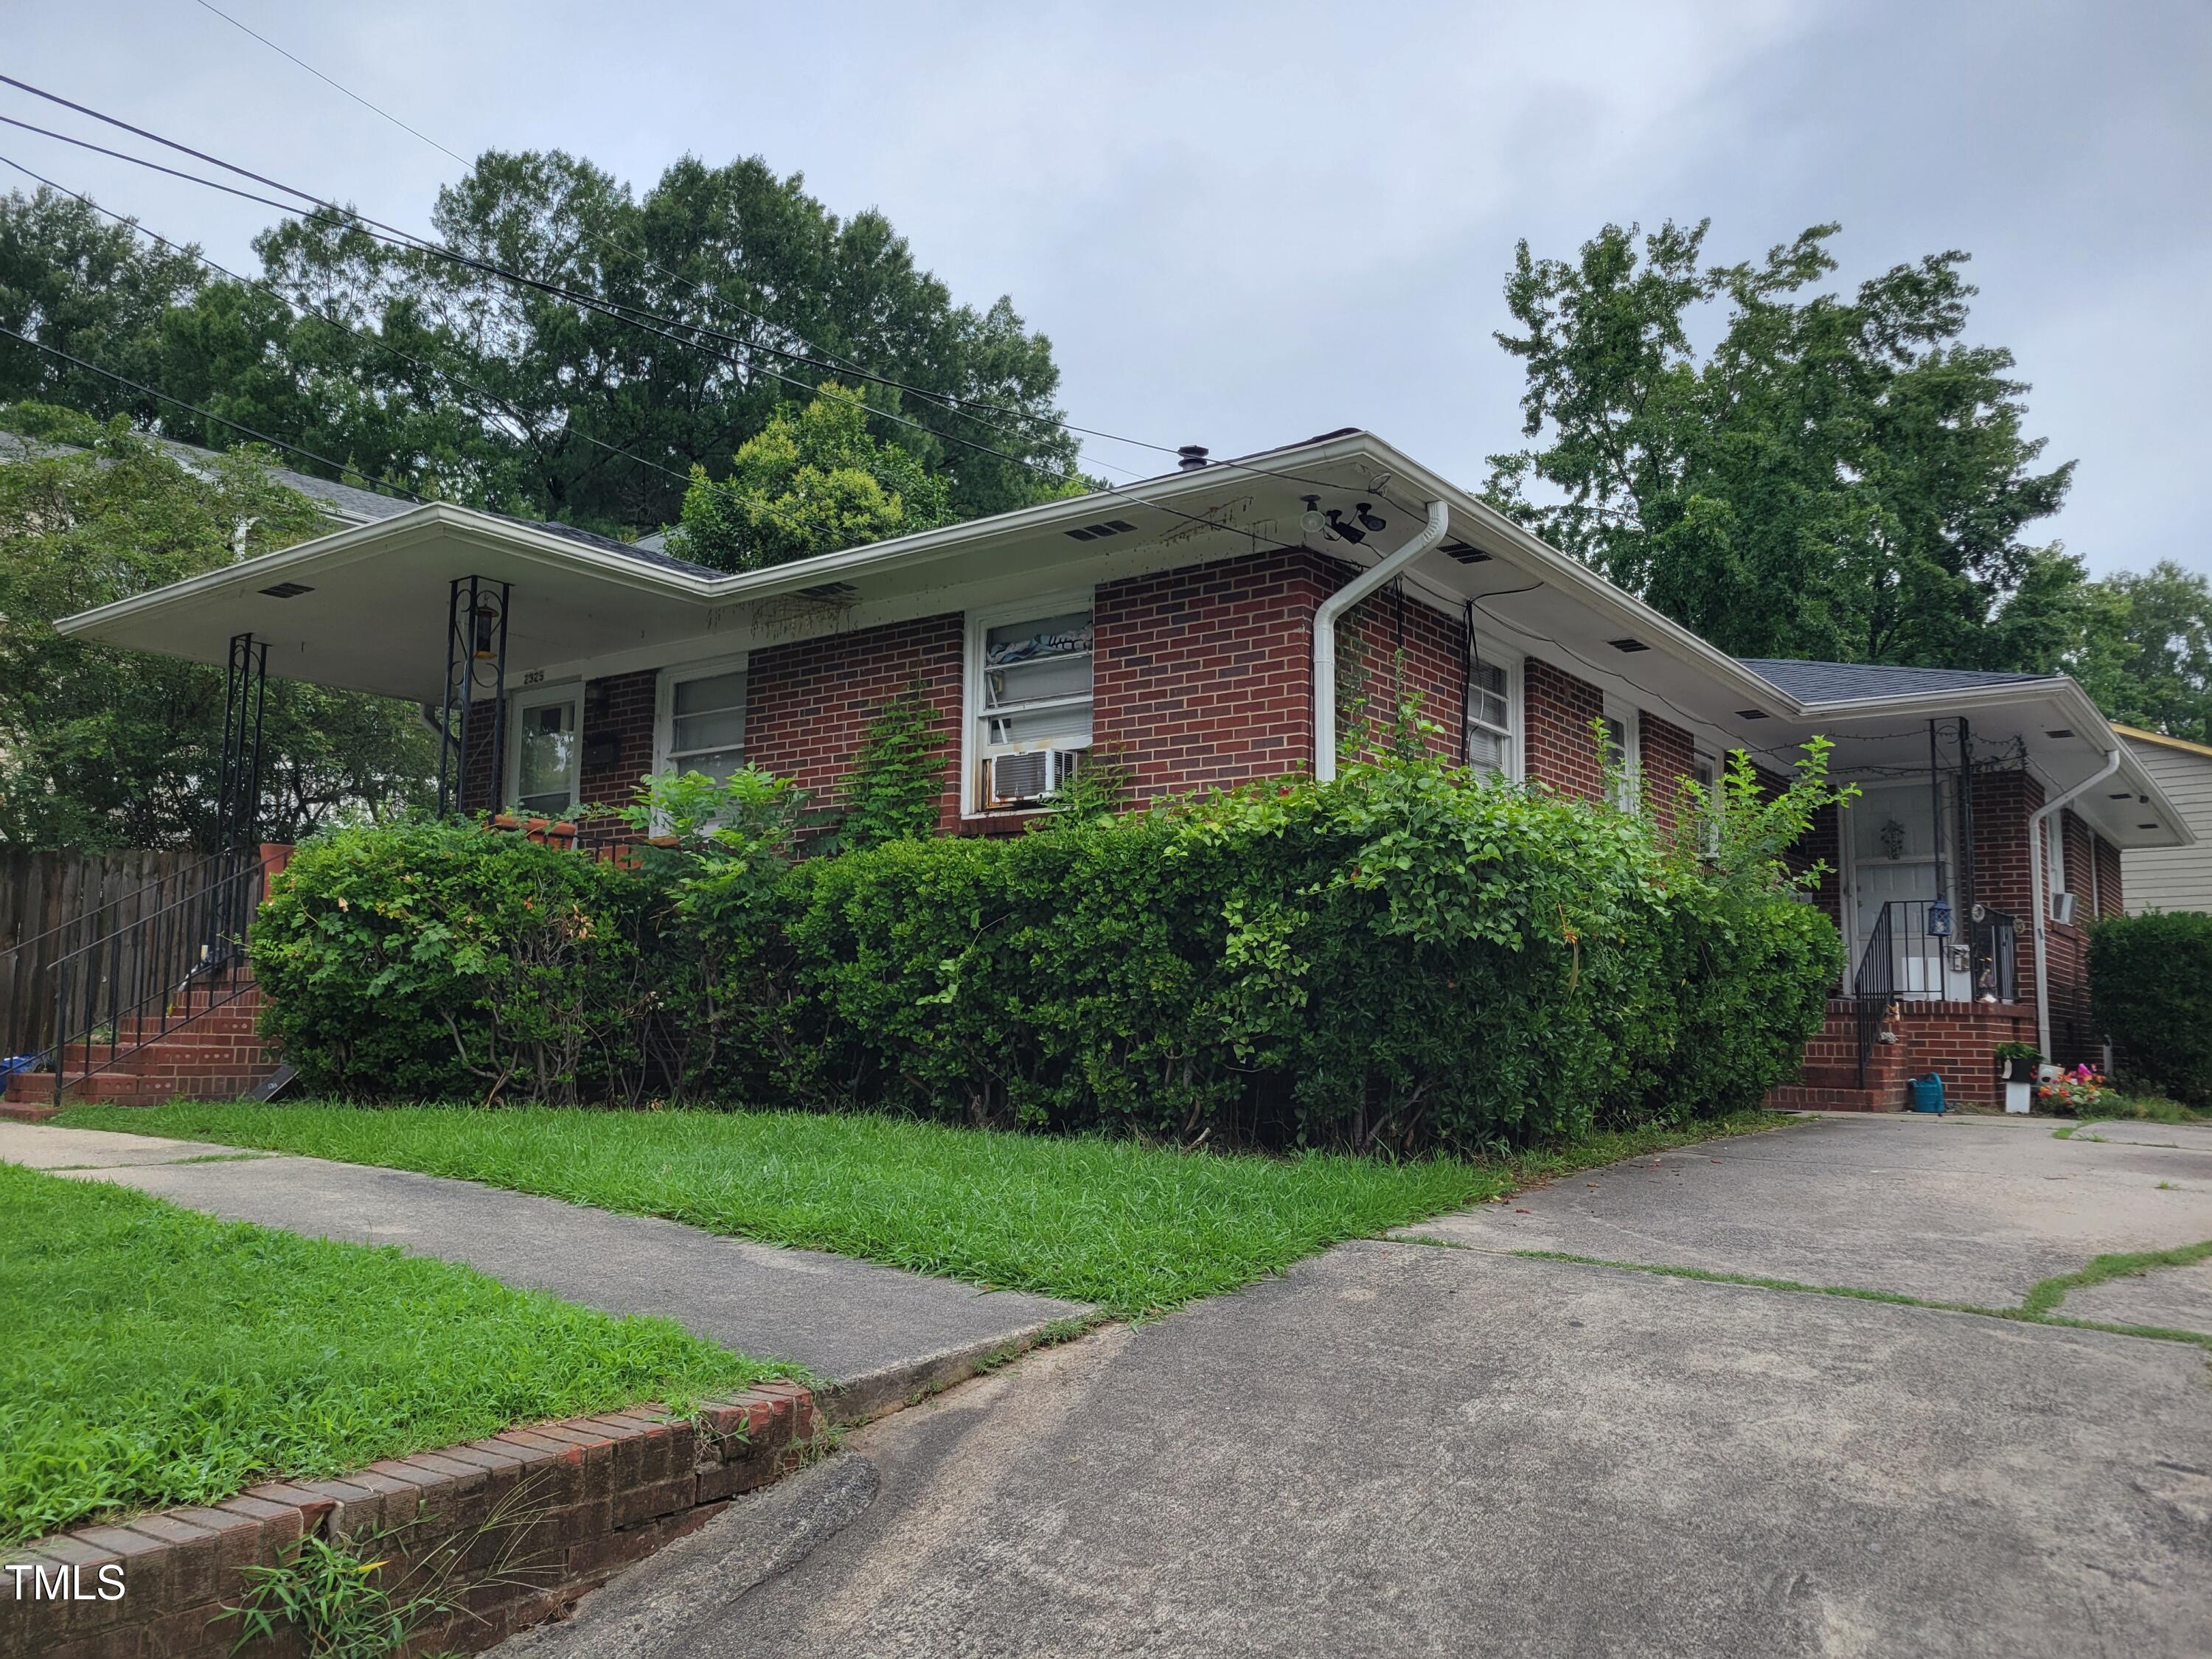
top-left (2091, 911), bottom-right (2212, 1107)
top-left (252, 752), bottom-right (1843, 1153)
top-left (252, 818), bottom-right (658, 1105)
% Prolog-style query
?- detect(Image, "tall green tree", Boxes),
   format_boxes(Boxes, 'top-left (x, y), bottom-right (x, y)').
top-left (1, 153), bottom-right (1080, 538)
top-left (670, 380), bottom-right (956, 571)
top-left (2067, 561), bottom-right (2212, 744)
top-left (1485, 220), bottom-right (2076, 668)
top-left (0, 189), bottom-right (204, 420)
top-left (0, 406), bottom-right (434, 849)
top-left (240, 150), bottom-right (1080, 532)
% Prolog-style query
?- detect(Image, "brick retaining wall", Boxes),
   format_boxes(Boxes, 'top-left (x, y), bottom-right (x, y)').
top-left (1, 1380), bottom-right (817, 1658)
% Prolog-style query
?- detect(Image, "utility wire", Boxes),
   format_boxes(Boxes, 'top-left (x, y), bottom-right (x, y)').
top-left (0, 149), bottom-right (697, 492)
top-left (0, 322), bottom-right (425, 501)
top-left (0, 151), bottom-right (954, 553)
top-left (24, 40), bottom-right (1397, 506)
top-left (181, 3), bottom-right (1191, 463)
top-left (0, 87), bottom-right (1317, 557)
top-left (0, 150), bottom-right (695, 491)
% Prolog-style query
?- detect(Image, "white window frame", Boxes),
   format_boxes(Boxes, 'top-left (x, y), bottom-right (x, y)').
top-left (654, 654), bottom-right (751, 780)
top-left (1692, 750), bottom-right (1722, 854)
top-left (506, 680), bottom-right (584, 815)
top-left (1601, 697), bottom-right (1642, 810)
top-left (963, 589), bottom-right (1096, 818)
top-left (1462, 635), bottom-right (1524, 782)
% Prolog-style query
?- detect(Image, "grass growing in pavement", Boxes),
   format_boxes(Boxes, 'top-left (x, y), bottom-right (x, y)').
top-left (55, 1102), bottom-right (1787, 1317)
top-left (2078, 1092), bottom-right (2212, 1127)
top-left (1507, 1245), bottom-right (2212, 1353)
top-left (0, 1162), bottom-right (784, 1546)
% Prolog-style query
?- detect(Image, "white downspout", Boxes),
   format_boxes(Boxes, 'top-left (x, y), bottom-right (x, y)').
top-left (2029, 748), bottom-right (2121, 1060)
top-left (1312, 498), bottom-right (1451, 782)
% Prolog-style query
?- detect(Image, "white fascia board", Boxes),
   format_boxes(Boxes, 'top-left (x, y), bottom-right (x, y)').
top-left (55, 501), bottom-right (718, 638)
top-left (1343, 439), bottom-right (1814, 716)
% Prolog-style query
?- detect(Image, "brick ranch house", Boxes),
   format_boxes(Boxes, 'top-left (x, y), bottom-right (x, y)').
top-left (54, 428), bottom-right (2193, 1112)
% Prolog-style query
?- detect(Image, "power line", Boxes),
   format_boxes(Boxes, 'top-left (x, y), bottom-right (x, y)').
top-left (182, 2), bottom-right (1182, 463)
top-left (0, 88), bottom-right (1316, 557)
top-left (0, 322), bottom-right (425, 501)
top-left (188, 0), bottom-right (468, 168)
top-left (0, 149), bottom-right (697, 493)
top-left (46, 33), bottom-right (1405, 508)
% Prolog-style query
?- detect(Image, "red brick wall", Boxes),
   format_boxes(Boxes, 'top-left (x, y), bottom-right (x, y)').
top-left (576, 669), bottom-right (659, 849)
top-left (1524, 657), bottom-right (1606, 800)
top-left (745, 613), bottom-right (966, 830)
top-left (1898, 1002), bottom-right (2040, 1109)
top-left (1638, 711), bottom-right (1697, 830)
top-left (1335, 571), bottom-right (1466, 765)
top-left (1969, 768), bottom-right (2042, 924)
top-left (1960, 768), bottom-right (2101, 1063)
top-left (2093, 833), bottom-right (2124, 919)
top-left (1093, 546), bottom-right (1329, 804)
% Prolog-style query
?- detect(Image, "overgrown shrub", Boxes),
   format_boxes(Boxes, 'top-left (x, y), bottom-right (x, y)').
top-left (635, 742), bottom-right (1843, 1152)
top-left (254, 745), bottom-right (1843, 1148)
top-left (2091, 911), bottom-right (2212, 1106)
top-left (251, 818), bottom-right (657, 1103)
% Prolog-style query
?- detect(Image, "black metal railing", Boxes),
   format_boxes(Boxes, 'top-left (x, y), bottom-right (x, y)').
top-left (1851, 897), bottom-right (2023, 1087)
top-left (46, 847), bottom-right (280, 1105)
top-left (1851, 902), bottom-right (1896, 1088)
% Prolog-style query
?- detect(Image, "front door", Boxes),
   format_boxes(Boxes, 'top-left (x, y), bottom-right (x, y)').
top-left (1846, 782), bottom-right (1966, 1001)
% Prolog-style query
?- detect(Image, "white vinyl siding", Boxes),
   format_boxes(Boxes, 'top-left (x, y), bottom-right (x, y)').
top-left (2122, 736), bottom-right (2212, 914)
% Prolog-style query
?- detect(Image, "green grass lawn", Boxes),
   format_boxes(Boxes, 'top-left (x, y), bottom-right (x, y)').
top-left (55, 1102), bottom-right (1783, 1317)
top-left (0, 1162), bottom-right (782, 1546)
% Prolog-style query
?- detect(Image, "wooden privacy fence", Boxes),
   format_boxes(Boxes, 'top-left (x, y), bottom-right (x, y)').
top-left (0, 849), bottom-right (198, 1060)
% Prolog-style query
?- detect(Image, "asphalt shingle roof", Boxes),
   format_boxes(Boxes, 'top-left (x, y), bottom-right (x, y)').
top-left (2, 428), bottom-right (720, 579)
top-left (1739, 658), bottom-right (2064, 703)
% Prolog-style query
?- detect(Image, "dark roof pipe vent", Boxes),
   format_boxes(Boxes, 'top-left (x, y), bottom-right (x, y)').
top-left (1177, 445), bottom-right (1209, 470)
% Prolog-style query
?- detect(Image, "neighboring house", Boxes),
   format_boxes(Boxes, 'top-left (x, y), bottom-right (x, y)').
top-left (0, 428), bottom-right (417, 530)
top-left (52, 428), bottom-right (2192, 1110)
top-left (2116, 724), bottom-right (2212, 914)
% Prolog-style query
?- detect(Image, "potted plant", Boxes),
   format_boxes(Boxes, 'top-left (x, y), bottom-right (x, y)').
top-left (1994, 1041), bottom-right (2041, 1115)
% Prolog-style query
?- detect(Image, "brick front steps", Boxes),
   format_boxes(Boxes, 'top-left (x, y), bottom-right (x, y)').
top-left (1, 1380), bottom-right (818, 1658)
top-left (1767, 997), bottom-right (2043, 1113)
top-left (2, 975), bottom-right (282, 1113)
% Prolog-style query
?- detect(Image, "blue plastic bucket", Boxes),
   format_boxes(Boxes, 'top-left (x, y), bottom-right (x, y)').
top-left (1907, 1073), bottom-right (1947, 1114)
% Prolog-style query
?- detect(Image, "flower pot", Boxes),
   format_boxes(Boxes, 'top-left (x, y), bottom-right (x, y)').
top-left (1995, 1056), bottom-right (2036, 1082)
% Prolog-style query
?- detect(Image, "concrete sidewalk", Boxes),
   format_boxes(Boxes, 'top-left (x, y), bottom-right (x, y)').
top-left (0, 1124), bottom-right (1086, 1418)
top-left (501, 1113), bottom-right (2212, 1658)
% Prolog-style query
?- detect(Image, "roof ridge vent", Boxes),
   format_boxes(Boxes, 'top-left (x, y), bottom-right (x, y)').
top-left (1177, 445), bottom-right (1209, 471)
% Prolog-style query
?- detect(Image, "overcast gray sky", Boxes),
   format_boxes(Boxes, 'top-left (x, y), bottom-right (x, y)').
top-left (7, 1), bottom-right (2208, 574)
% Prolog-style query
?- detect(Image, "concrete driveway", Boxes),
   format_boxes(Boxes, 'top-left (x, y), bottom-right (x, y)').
top-left (511, 1113), bottom-right (2212, 1659)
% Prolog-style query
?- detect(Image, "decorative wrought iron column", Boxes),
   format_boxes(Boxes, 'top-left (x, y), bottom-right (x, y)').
top-left (436, 577), bottom-right (512, 817)
top-left (209, 631), bottom-right (271, 963)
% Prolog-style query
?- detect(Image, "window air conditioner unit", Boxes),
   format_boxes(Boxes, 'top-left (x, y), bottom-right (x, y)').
top-left (985, 748), bottom-right (1081, 808)
top-left (2050, 890), bottom-right (2077, 926)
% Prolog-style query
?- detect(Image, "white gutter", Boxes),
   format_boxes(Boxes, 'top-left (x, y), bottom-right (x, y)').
top-left (2029, 747), bottom-right (2121, 1060)
top-left (1312, 498), bottom-right (1450, 782)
